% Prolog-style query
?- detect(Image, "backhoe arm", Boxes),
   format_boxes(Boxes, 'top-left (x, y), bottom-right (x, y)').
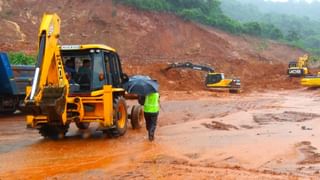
top-left (25, 13), bottom-right (69, 124)
top-left (297, 54), bottom-right (308, 68)
top-left (165, 62), bottom-right (214, 73)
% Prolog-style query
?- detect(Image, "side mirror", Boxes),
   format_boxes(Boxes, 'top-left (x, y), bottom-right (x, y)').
top-left (122, 73), bottom-right (129, 82)
top-left (99, 72), bottom-right (105, 81)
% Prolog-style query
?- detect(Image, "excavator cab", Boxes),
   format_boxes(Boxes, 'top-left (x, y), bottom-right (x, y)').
top-left (288, 61), bottom-right (297, 68)
top-left (205, 73), bottom-right (241, 93)
top-left (205, 73), bottom-right (224, 84)
top-left (287, 55), bottom-right (309, 77)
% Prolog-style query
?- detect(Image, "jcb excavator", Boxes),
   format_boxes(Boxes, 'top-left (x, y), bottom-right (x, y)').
top-left (165, 62), bottom-right (241, 93)
top-left (23, 13), bottom-right (143, 139)
top-left (287, 54), bottom-right (309, 77)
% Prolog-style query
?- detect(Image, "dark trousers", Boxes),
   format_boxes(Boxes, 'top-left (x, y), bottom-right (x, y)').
top-left (144, 112), bottom-right (159, 136)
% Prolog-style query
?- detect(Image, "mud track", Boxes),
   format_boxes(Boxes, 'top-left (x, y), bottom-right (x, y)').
top-left (1, 90), bottom-right (320, 179)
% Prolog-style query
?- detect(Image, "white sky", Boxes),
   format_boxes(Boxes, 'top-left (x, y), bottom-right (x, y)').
top-left (266, 0), bottom-right (317, 2)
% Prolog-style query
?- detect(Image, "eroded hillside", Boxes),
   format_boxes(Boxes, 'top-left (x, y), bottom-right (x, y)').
top-left (0, 0), bottom-right (305, 91)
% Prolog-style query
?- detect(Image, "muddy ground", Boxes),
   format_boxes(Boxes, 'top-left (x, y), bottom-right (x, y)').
top-left (1, 89), bottom-right (320, 179)
top-left (0, 1), bottom-right (318, 179)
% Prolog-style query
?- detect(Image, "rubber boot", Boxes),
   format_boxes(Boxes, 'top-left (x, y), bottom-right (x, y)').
top-left (148, 131), bottom-right (154, 141)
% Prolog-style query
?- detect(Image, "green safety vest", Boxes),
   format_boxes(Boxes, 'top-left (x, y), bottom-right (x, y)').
top-left (144, 92), bottom-right (160, 113)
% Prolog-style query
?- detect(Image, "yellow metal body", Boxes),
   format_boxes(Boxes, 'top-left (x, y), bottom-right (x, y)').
top-left (28, 86), bottom-right (123, 128)
top-left (301, 73), bottom-right (320, 87)
top-left (206, 74), bottom-right (233, 88)
top-left (59, 44), bottom-right (116, 52)
top-left (24, 13), bottom-right (69, 125)
top-left (24, 14), bottom-right (126, 133)
top-left (297, 55), bottom-right (309, 69)
top-left (205, 73), bottom-right (240, 91)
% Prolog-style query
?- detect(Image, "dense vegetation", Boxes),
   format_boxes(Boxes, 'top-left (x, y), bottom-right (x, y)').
top-left (221, 0), bottom-right (320, 54)
top-left (236, 0), bottom-right (320, 21)
top-left (116, 0), bottom-right (283, 40)
top-left (8, 52), bottom-right (35, 65)
top-left (116, 0), bottom-right (320, 55)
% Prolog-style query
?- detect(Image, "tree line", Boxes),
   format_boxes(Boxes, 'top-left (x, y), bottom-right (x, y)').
top-left (116, 0), bottom-right (284, 40)
top-left (221, 0), bottom-right (320, 55)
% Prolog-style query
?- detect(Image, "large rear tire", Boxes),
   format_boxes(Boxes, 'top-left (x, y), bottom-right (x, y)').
top-left (131, 105), bottom-right (144, 129)
top-left (106, 96), bottom-right (128, 137)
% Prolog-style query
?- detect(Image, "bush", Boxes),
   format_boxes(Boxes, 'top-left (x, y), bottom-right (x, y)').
top-left (117, 0), bottom-right (170, 11)
top-left (8, 52), bottom-right (35, 65)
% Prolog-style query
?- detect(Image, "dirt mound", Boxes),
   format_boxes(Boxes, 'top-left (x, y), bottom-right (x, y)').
top-left (0, 0), bottom-right (307, 91)
top-left (296, 141), bottom-right (320, 165)
top-left (202, 121), bottom-right (239, 131)
top-left (253, 111), bottom-right (320, 125)
top-left (123, 62), bottom-right (301, 92)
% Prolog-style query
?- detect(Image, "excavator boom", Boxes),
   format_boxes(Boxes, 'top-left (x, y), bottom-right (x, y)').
top-left (25, 13), bottom-right (69, 124)
top-left (165, 62), bottom-right (214, 73)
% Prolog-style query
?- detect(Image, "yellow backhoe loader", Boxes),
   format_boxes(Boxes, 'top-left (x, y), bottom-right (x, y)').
top-left (165, 62), bottom-right (241, 93)
top-left (23, 13), bottom-right (143, 139)
top-left (287, 54), bottom-right (309, 77)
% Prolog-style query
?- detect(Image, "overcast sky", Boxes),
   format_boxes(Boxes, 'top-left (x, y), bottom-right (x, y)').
top-left (267, 0), bottom-right (318, 2)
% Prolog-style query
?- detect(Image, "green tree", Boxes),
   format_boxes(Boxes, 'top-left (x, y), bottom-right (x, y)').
top-left (8, 52), bottom-right (35, 65)
top-left (286, 30), bottom-right (300, 41)
top-left (243, 22), bottom-right (261, 36)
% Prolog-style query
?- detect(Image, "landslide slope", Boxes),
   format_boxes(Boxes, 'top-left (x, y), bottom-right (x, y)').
top-left (0, 0), bottom-right (305, 91)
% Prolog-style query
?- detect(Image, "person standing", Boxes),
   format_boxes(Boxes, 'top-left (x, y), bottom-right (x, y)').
top-left (143, 92), bottom-right (160, 141)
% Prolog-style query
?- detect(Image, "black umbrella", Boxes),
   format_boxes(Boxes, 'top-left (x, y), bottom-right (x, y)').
top-left (123, 75), bottom-right (159, 96)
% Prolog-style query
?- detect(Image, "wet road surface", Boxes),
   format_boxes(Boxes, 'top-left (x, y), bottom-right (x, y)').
top-left (1, 90), bottom-right (320, 179)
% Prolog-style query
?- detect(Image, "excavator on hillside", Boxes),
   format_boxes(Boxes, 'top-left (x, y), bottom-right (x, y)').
top-left (23, 13), bottom-right (143, 139)
top-left (287, 54), bottom-right (309, 77)
top-left (165, 62), bottom-right (241, 93)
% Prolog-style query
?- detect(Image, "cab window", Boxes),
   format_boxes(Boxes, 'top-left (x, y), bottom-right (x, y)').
top-left (92, 53), bottom-right (105, 90)
top-left (104, 53), bottom-right (112, 85)
top-left (105, 52), bottom-right (123, 87)
top-left (206, 74), bottom-right (222, 84)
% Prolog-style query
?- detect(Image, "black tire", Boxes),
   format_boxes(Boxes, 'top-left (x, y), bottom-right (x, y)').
top-left (38, 124), bottom-right (69, 140)
top-left (229, 89), bottom-right (240, 93)
top-left (106, 96), bottom-right (128, 137)
top-left (75, 122), bottom-right (90, 130)
top-left (131, 105), bottom-right (144, 129)
top-left (0, 110), bottom-right (16, 115)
